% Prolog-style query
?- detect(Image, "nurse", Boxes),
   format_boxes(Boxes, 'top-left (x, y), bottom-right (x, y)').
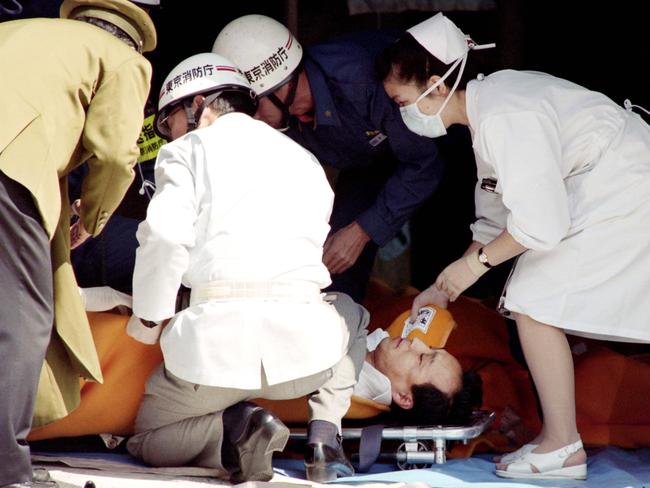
top-left (377, 12), bottom-right (650, 480)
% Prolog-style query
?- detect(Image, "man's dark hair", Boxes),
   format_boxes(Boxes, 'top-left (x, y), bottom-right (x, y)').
top-left (389, 370), bottom-right (483, 426)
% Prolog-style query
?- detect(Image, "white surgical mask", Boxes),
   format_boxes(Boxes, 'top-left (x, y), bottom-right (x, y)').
top-left (400, 54), bottom-right (467, 138)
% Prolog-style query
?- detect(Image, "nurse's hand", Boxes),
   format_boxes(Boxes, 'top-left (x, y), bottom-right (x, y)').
top-left (323, 221), bottom-right (370, 274)
top-left (410, 284), bottom-right (449, 322)
top-left (435, 256), bottom-right (479, 302)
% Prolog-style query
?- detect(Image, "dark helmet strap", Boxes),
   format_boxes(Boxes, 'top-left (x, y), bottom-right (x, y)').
top-left (193, 91), bottom-right (221, 126)
top-left (182, 98), bottom-right (197, 133)
top-left (266, 68), bottom-right (300, 131)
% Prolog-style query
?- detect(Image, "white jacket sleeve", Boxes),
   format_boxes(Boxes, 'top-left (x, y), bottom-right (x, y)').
top-left (132, 139), bottom-right (198, 321)
top-left (470, 184), bottom-right (508, 244)
top-left (479, 112), bottom-right (570, 251)
top-left (79, 286), bottom-right (132, 312)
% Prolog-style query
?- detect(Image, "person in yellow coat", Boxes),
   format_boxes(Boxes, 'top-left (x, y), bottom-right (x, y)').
top-left (0, 1), bottom-right (155, 486)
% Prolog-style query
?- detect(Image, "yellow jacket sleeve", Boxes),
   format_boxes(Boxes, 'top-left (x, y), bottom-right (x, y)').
top-left (80, 55), bottom-right (152, 235)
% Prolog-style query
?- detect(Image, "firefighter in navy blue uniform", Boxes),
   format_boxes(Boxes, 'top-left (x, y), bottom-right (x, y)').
top-left (213, 15), bottom-right (444, 302)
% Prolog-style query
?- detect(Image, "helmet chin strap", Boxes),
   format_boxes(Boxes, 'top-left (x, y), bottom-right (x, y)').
top-left (182, 98), bottom-right (198, 133)
top-left (267, 70), bottom-right (300, 131)
top-left (193, 92), bottom-right (222, 127)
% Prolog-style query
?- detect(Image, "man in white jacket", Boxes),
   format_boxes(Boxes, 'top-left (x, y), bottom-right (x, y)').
top-left (126, 53), bottom-right (365, 483)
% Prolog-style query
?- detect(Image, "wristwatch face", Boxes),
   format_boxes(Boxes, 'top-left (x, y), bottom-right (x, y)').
top-left (478, 250), bottom-right (491, 267)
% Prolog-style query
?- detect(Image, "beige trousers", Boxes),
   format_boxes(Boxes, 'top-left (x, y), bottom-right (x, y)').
top-left (126, 292), bottom-right (368, 471)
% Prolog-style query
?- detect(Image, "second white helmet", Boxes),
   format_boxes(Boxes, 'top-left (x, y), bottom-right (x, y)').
top-left (156, 52), bottom-right (256, 137)
top-left (212, 14), bottom-right (302, 96)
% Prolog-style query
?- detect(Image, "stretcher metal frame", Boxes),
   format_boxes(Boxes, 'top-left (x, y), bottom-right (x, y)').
top-left (290, 409), bottom-right (495, 468)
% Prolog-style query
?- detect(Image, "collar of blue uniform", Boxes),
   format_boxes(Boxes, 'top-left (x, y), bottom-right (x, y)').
top-left (304, 55), bottom-right (341, 127)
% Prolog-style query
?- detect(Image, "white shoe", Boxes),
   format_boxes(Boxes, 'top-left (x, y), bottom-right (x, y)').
top-left (495, 443), bottom-right (538, 464)
top-left (495, 439), bottom-right (587, 480)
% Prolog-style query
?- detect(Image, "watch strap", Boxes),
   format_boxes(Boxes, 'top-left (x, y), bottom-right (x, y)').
top-left (478, 247), bottom-right (493, 268)
top-left (465, 249), bottom-right (491, 278)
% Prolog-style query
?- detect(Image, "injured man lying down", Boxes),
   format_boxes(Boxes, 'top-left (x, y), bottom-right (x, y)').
top-left (53, 286), bottom-right (482, 478)
top-left (354, 307), bottom-right (482, 426)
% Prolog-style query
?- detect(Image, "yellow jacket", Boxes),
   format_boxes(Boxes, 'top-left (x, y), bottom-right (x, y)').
top-left (0, 18), bottom-right (151, 426)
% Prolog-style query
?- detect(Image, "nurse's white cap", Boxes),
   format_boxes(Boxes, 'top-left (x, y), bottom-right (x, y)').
top-left (407, 13), bottom-right (470, 65)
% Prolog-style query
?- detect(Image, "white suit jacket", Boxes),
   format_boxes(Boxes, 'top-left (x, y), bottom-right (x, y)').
top-left (133, 113), bottom-right (349, 388)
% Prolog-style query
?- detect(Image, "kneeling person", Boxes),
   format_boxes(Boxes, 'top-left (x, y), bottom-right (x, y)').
top-left (126, 53), bottom-right (365, 483)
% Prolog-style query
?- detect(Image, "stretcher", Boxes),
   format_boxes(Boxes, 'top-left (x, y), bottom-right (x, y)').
top-left (290, 410), bottom-right (495, 468)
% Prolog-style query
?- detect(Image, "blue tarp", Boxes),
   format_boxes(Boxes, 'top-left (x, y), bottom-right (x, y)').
top-left (276, 447), bottom-right (650, 488)
top-left (34, 447), bottom-right (650, 487)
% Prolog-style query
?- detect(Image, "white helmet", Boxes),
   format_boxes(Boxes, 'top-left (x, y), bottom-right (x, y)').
top-left (212, 14), bottom-right (302, 96)
top-left (156, 52), bottom-right (257, 138)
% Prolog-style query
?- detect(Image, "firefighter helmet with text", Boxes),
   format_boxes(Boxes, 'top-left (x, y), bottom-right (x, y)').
top-left (212, 14), bottom-right (302, 96)
top-left (156, 52), bottom-right (257, 138)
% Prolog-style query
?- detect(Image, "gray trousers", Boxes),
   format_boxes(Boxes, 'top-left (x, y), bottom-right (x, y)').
top-left (0, 171), bottom-right (53, 485)
top-left (127, 292), bottom-right (369, 472)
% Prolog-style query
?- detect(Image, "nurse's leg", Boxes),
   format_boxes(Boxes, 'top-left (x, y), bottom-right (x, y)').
top-left (497, 313), bottom-right (585, 469)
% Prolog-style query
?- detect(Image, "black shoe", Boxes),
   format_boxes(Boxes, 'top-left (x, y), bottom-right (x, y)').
top-left (304, 442), bottom-right (355, 482)
top-left (222, 403), bottom-right (289, 483)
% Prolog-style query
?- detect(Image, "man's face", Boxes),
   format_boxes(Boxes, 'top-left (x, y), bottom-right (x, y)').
top-left (254, 74), bottom-right (314, 129)
top-left (374, 336), bottom-right (462, 398)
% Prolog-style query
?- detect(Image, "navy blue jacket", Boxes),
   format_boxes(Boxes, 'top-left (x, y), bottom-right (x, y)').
top-left (285, 32), bottom-right (444, 246)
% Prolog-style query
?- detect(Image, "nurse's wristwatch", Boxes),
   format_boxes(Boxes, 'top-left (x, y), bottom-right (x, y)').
top-left (465, 247), bottom-right (493, 278)
top-left (478, 248), bottom-right (493, 268)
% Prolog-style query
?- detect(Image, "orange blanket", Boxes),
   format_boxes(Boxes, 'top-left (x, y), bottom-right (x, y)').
top-left (29, 312), bottom-right (163, 440)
